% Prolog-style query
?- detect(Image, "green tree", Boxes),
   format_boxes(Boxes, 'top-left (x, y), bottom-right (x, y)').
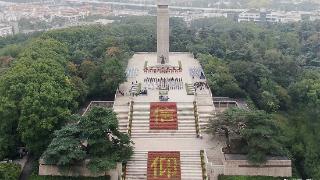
top-left (199, 54), bottom-right (245, 98)
top-left (87, 57), bottom-right (126, 100)
top-left (0, 163), bottom-right (21, 180)
top-left (0, 38), bottom-right (78, 157)
top-left (207, 108), bottom-right (285, 164)
top-left (79, 60), bottom-right (97, 79)
top-left (80, 107), bottom-right (133, 173)
top-left (43, 107), bottom-right (133, 173)
top-left (42, 123), bottom-right (86, 166)
top-left (0, 97), bottom-right (19, 160)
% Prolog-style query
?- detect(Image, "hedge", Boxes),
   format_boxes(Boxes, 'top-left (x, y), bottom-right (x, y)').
top-left (0, 163), bottom-right (21, 180)
top-left (218, 175), bottom-right (282, 180)
top-left (29, 175), bottom-right (110, 180)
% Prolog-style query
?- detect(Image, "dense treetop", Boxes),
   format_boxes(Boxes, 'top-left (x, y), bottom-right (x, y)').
top-left (43, 107), bottom-right (133, 173)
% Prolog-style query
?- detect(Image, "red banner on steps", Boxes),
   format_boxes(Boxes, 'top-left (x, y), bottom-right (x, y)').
top-left (150, 102), bottom-right (178, 130)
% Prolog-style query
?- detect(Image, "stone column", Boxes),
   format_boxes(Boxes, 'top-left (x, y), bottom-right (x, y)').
top-left (157, 0), bottom-right (169, 64)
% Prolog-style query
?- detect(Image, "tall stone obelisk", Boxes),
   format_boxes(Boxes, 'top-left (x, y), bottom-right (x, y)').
top-left (157, 0), bottom-right (169, 64)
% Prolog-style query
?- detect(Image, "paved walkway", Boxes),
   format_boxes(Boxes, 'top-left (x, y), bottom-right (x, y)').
top-left (19, 156), bottom-right (34, 180)
top-left (125, 53), bottom-right (200, 102)
top-left (133, 134), bottom-right (225, 151)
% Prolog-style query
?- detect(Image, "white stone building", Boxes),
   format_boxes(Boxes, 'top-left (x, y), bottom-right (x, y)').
top-left (0, 24), bottom-right (13, 37)
top-left (238, 10), bottom-right (302, 23)
top-left (238, 10), bottom-right (261, 22)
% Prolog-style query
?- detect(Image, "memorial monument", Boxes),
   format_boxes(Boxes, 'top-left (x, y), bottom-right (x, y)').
top-left (157, 0), bottom-right (170, 64)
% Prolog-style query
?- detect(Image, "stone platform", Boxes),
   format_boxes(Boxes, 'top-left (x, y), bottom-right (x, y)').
top-left (115, 52), bottom-right (223, 179)
top-left (113, 52), bottom-right (291, 179)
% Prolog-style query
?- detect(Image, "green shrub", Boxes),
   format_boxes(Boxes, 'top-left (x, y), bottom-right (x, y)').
top-left (144, 61), bottom-right (148, 69)
top-left (0, 163), bottom-right (21, 180)
top-left (29, 175), bottom-right (110, 180)
top-left (218, 175), bottom-right (282, 180)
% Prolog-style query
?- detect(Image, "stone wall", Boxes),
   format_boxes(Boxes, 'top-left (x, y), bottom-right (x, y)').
top-left (39, 160), bottom-right (122, 180)
top-left (209, 164), bottom-right (224, 180)
top-left (223, 154), bottom-right (292, 177)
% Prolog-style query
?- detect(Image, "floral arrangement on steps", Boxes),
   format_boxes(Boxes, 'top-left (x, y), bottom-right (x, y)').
top-left (193, 101), bottom-right (200, 137)
top-left (147, 151), bottom-right (181, 179)
top-left (150, 102), bottom-right (178, 130)
top-left (127, 101), bottom-right (134, 136)
top-left (200, 150), bottom-right (208, 180)
top-left (121, 162), bottom-right (127, 180)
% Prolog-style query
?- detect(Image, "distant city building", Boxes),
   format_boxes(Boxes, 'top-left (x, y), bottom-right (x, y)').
top-left (94, 19), bottom-right (114, 25)
top-left (238, 10), bottom-right (302, 23)
top-left (0, 24), bottom-right (13, 37)
top-left (309, 11), bottom-right (320, 21)
top-left (0, 12), bottom-right (5, 22)
top-left (0, 0), bottom-right (318, 36)
top-left (238, 10), bottom-right (261, 22)
top-left (310, 15), bottom-right (320, 21)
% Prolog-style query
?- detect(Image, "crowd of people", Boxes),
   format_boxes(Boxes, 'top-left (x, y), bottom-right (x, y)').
top-left (144, 66), bottom-right (182, 74)
top-left (194, 82), bottom-right (209, 91)
top-left (144, 77), bottom-right (184, 90)
top-left (126, 68), bottom-right (139, 78)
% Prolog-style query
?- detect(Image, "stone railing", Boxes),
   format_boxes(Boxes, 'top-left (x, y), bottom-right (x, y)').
top-left (210, 163), bottom-right (225, 180)
top-left (82, 101), bottom-right (114, 116)
top-left (223, 154), bottom-right (292, 177)
top-left (39, 159), bottom-right (122, 180)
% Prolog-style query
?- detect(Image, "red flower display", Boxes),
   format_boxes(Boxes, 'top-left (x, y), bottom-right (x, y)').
top-left (147, 151), bottom-right (181, 180)
top-left (150, 102), bottom-right (178, 130)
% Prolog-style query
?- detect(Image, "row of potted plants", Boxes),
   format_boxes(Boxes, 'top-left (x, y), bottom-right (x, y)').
top-left (200, 150), bottom-right (208, 180)
top-left (193, 101), bottom-right (201, 137)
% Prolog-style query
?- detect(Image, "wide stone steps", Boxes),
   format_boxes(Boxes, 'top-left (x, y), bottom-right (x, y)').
top-left (196, 102), bottom-right (214, 131)
top-left (196, 96), bottom-right (214, 106)
top-left (133, 104), bottom-right (193, 111)
top-left (132, 126), bottom-right (195, 131)
top-left (132, 111), bottom-right (194, 116)
top-left (131, 133), bottom-right (197, 138)
top-left (114, 105), bottom-right (129, 133)
top-left (132, 123), bottom-right (196, 128)
top-left (132, 116), bottom-right (195, 120)
top-left (129, 102), bottom-right (197, 138)
top-left (133, 105), bottom-right (194, 108)
top-left (125, 151), bottom-right (203, 180)
top-left (131, 123), bottom-right (196, 138)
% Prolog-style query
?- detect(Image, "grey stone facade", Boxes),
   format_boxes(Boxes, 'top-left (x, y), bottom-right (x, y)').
top-left (157, 0), bottom-right (169, 64)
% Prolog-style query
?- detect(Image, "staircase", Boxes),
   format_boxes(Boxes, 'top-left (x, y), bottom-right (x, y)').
top-left (126, 151), bottom-right (203, 180)
top-left (130, 102), bottom-right (197, 138)
top-left (185, 83), bottom-right (195, 95)
top-left (113, 103), bottom-right (129, 133)
top-left (196, 94), bottom-right (215, 131)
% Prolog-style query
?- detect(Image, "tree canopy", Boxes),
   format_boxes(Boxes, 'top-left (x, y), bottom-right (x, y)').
top-left (42, 107), bottom-right (133, 173)
top-left (207, 108), bottom-right (285, 164)
top-left (0, 38), bottom-right (79, 157)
